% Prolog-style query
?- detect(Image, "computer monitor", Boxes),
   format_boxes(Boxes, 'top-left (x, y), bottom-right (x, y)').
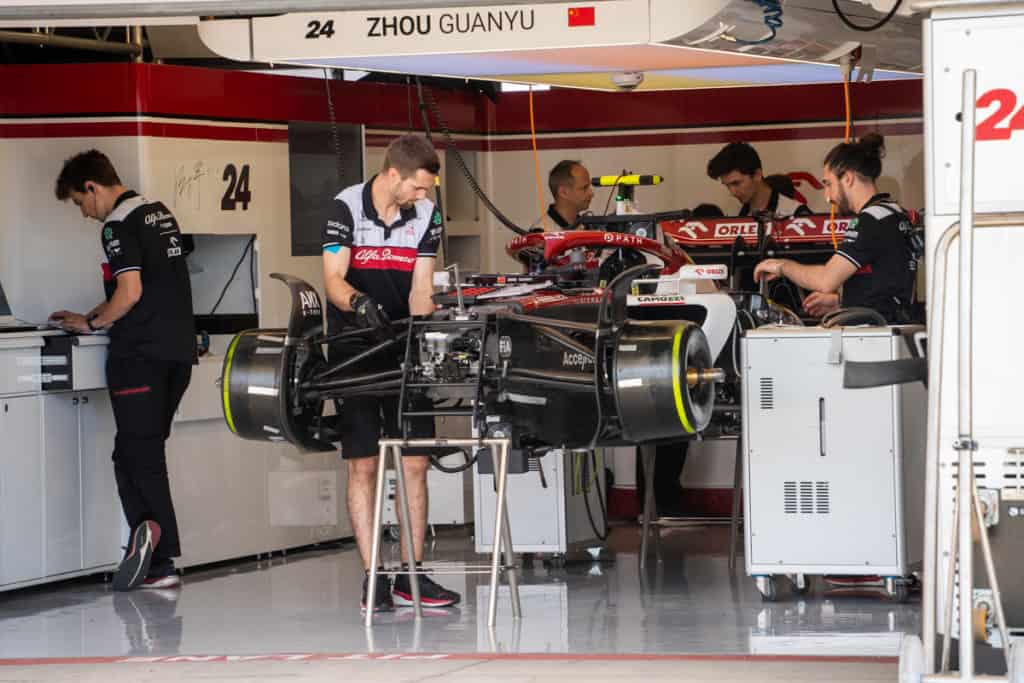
top-left (0, 276), bottom-right (14, 324)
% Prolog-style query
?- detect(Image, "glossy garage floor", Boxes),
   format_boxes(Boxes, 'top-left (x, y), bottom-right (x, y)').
top-left (0, 524), bottom-right (919, 665)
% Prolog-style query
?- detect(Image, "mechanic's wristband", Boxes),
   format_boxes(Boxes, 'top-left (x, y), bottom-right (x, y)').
top-left (349, 291), bottom-right (362, 310)
top-left (86, 317), bottom-right (98, 331)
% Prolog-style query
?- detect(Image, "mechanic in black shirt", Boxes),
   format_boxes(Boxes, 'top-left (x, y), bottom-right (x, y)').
top-left (51, 150), bottom-right (194, 591)
top-left (321, 134), bottom-right (460, 613)
top-left (707, 142), bottom-right (812, 219)
top-left (753, 134), bottom-right (915, 323)
top-left (529, 160), bottom-right (594, 232)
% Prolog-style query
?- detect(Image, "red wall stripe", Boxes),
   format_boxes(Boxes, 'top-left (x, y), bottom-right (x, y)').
top-left (0, 121), bottom-right (289, 142)
top-left (0, 64), bottom-right (922, 138)
top-left (1, 120), bottom-right (920, 147)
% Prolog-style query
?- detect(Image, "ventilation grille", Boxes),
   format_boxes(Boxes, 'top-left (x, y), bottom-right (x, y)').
top-left (784, 481), bottom-right (797, 514)
top-left (816, 481), bottom-right (830, 514)
top-left (759, 377), bottom-right (774, 410)
top-left (528, 457), bottom-right (542, 473)
top-left (783, 481), bottom-right (831, 515)
top-left (1005, 452), bottom-right (1023, 497)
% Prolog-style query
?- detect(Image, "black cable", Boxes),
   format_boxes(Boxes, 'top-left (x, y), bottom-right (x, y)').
top-left (832, 0), bottom-right (903, 31)
top-left (429, 449), bottom-right (479, 474)
top-left (413, 79), bottom-right (451, 262)
top-left (249, 237), bottom-right (257, 316)
top-left (580, 451), bottom-right (608, 542)
top-left (417, 79), bottom-right (528, 236)
top-left (406, 75), bottom-right (413, 132)
top-left (209, 236), bottom-right (255, 315)
top-left (322, 68), bottom-right (346, 189)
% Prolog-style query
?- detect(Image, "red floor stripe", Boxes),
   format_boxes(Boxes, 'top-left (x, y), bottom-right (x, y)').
top-left (0, 652), bottom-right (898, 666)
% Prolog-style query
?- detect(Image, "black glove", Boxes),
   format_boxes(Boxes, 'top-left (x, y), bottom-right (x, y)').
top-left (350, 293), bottom-right (391, 331)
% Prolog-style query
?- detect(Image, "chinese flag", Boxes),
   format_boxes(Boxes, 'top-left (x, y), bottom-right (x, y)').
top-left (568, 6), bottom-right (595, 27)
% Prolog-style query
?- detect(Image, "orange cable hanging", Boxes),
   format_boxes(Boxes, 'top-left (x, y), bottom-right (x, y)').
top-left (528, 86), bottom-right (548, 232)
top-left (828, 67), bottom-right (853, 250)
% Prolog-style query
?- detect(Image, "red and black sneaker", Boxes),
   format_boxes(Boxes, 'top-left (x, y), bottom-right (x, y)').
top-left (113, 521), bottom-right (161, 592)
top-left (142, 574), bottom-right (181, 589)
top-left (392, 570), bottom-right (461, 608)
top-left (361, 574), bottom-right (395, 613)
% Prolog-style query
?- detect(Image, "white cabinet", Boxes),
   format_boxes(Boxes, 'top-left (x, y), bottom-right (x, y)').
top-left (78, 391), bottom-right (120, 569)
top-left (41, 393), bottom-right (82, 576)
top-left (0, 395), bottom-right (44, 584)
top-left (1, 390), bottom-right (119, 590)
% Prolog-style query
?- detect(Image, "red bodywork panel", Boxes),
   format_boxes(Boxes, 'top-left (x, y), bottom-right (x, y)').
top-left (506, 230), bottom-right (690, 274)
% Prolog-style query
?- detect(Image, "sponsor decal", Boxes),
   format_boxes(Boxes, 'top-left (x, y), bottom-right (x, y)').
top-left (352, 246), bottom-right (418, 271)
top-left (632, 295), bottom-right (686, 305)
top-left (562, 351), bottom-right (592, 369)
top-left (432, 209), bottom-right (443, 226)
top-left (103, 226), bottom-right (113, 240)
top-left (299, 290), bottom-right (322, 317)
top-left (663, 215), bottom-right (853, 246)
top-left (167, 247), bottom-right (182, 257)
top-left (144, 210), bottom-right (173, 226)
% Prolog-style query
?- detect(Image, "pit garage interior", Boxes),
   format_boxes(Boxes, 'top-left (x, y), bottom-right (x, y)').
top-left (0, 1), bottom-right (1021, 682)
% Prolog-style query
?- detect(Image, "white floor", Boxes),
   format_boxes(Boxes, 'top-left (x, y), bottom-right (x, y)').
top-left (0, 525), bottom-right (916, 681)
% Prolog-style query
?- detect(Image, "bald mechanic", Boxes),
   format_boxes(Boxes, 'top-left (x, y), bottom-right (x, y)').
top-left (531, 160), bottom-right (594, 232)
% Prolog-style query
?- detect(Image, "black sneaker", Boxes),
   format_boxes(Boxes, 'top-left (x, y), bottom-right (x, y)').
top-left (392, 570), bottom-right (461, 608)
top-left (361, 574), bottom-right (394, 612)
top-left (113, 521), bottom-right (161, 591)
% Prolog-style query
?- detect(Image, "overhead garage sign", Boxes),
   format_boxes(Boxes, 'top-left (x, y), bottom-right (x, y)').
top-left (198, 1), bottom-right (650, 62)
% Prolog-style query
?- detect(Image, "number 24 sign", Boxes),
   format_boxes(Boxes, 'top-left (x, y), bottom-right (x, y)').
top-left (977, 88), bottom-right (1024, 141)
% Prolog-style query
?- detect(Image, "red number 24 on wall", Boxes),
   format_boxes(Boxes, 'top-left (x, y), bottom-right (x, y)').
top-left (976, 89), bottom-right (1024, 141)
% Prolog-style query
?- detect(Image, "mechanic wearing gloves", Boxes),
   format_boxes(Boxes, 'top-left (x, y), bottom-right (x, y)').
top-left (321, 134), bottom-right (460, 613)
top-left (753, 133), bottom-right (917, 323)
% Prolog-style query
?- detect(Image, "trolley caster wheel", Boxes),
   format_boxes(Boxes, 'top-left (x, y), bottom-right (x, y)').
top-left (886, 577), bottom-right (910, 603)
top-left (789, 573), bottom-right (811, 595)
top-left (898, 634), bottom-right (924, 683)
top-left (383, 525), bottom-right (401, 543)
top-left (755, 576), bottom-right (778, 602)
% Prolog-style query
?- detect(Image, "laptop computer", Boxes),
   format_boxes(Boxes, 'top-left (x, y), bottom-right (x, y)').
top-left (0, 277), bottom-right (45, 333)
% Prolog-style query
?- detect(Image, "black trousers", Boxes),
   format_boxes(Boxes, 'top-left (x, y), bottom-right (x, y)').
top-left (635, 441), bottom-right (689, 516)
top-left (106, 354), bottom-right (191, 562)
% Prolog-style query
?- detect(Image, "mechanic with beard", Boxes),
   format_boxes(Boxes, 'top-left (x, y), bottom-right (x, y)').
top-left (753, 133), bottom-right (916, 323)
top-left (530, 160), bottom-right (594, 232)
top-left (321, 134), bottom-right (460, 613)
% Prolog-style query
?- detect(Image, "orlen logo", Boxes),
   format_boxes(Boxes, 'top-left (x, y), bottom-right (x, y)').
top-left (783, 217), bottom-right (816, 236)
top-left (675, 221), bottom-right (710, 240)
top-left (714, 221), bottom-right (759, 238)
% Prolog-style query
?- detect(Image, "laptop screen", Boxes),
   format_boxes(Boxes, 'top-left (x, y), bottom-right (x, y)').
top-left (0, 278), bottom-right (12, 320)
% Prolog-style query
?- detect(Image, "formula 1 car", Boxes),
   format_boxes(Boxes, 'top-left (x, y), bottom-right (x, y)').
top-left (220, 212), bottom-right (738, 458)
